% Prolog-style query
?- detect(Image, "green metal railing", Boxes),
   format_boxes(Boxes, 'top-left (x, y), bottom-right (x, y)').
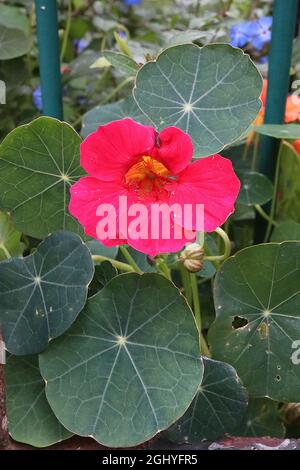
top-left (255, 0), bottom-right (298, 241)
top-left (35, 0), bottom-right (63, 119)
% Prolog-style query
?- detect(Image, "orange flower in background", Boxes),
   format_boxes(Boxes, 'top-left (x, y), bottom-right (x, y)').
top-left (248, 80), bottom-right (300, 149)
top-left (285, 95), bottom-right (300, 123)
top-left (292, 139), bottom-right (300, 155)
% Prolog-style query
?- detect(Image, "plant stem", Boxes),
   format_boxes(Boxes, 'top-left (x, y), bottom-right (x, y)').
top-left (60, 0), bottom-right (72, 62)
top-left (200, 335), bottom-right (211, 357)
top-left (204, 227), bottom-right (231, 263)
top-left (190, 273), bottom-right (211, 357)
top-left (264, 141), bottom-right (283, 242)
top-left (157, 259), bottom-right (172, 280)
top-left (0, 244), bottom-right (11, 259)
top-left (242, 140), bottom-right (250, 161)
top-left (179, 263), bottom-right (192, 305)
top-left (251, 134), bottom-right (260, 171)
top-left (92, 255), bottom-right (134, 272)
top-left (254, 204), bottom-right (279, 227)
top-left (119, 246), bottom-right (142, 274)
top-left (190, 273), bottom-right (201, 331)
top-left (99, 77), bottom-right (133, 106)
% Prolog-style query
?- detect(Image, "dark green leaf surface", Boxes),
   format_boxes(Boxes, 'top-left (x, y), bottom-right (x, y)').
top-left (5, 355), bottom-right (72, 447)
top-left (0, 117), bottom-right (84, 239)
top-left (81, 97), bottom-right (152, 138)
top-left (134, 44), bottom-right (262, 157)
top-left (165, 358), bottom-right (247, 443)
top-left (0, 231), bottom-right (94, 355)
top-left (237, 171), bottom-right (273, 206)
top-left (209, 242), bottom-right (300, 401)
top-left (88, 261), bottom-right (117, 296)
top-left (39, 273), bottom-right (203, 447)
top-left (232, 398), bottom-right (285, 438)
top-left (271, 222), bottom-right (300, 242)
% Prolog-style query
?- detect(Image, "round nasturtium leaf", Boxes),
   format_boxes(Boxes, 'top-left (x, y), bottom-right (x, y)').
top-left (5, 355), bottom-right (72, 447)
top-left (0, 117), bottom-right (84, 239)
top-left (271, 221), bottom-right (300, 242)
top-left (133, 43), bottom-right (262, 158)
top-left (0, 230), bottom-right (94, 355)
top-left (165, 357), bottom-right (247, 443)
top-left (237, 171), bottom-right (274, 206)
top-left (232, 398), bottom-right (285, 438)
top-left (0, 27), bottom-right (31, 60)
top-left (255, 124), bottom-right (300, 140)
top-left (82, 97), bottom-right (152, 138)
top-left (39, 273), bottom-right (203, 448)
top-left (208, 242), bottom-right (300, 402)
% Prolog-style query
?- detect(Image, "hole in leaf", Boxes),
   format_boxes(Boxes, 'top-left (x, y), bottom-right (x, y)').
top-left (232, 316), bottom-right (249, 329)
top-left (275, 375), bottom-right (281, 382)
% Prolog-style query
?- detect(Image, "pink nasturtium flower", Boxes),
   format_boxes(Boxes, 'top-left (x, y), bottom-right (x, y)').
top-left (69, 118), bottom-right (240, 256)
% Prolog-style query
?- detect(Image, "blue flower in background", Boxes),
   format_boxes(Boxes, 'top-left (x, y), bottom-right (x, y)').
top-left (124, 0), bottom-right (142, 5)
top-left (259, 56), bottom-right (269, 64)
top-left (250, 16), bottom-right (272, 50)
top-left (32, 85), bottom-right (42, 111)
top-left (74, 37), bottom-right (89, 55)
top-left (230, 22), bottom-right (252, 48)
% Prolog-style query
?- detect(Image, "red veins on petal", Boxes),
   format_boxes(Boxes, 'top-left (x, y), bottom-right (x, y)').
top-left (69, 118), bottom-right (240, 256)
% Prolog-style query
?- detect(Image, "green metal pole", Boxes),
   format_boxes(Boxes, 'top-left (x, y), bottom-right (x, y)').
top-left (35, 0), bottom-right (63, 119)
top-left (255, 0), bottom-right (298, 242)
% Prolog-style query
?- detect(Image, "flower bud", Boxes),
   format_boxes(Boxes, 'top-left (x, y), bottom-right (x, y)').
top-left (180, 243), bottom-right (204, 273)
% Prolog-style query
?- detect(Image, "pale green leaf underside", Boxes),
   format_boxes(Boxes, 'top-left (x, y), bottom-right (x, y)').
top-left (0, 231), bottom-right (94, 355)
top-left (6, 355), bottom-right (72, 447)
top-left (209, 242), bottom-right (300, 401)
top-left (255, 124), bottom-right (300, 140)
top-left (165, 357), bottom-right (247, 443)
top-left (134, 43), bottom-right (262, 157)
top-left (0, 117), bottom-right (84, 239)
top-left (0, 27), bottom-right (31, 60)
top-left (39, 273), bottom-right (203, 448)
top-left (82, 97), bottom-right (152, 138)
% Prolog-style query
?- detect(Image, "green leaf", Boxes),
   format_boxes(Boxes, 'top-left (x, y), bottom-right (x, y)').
top-left (208, 242), bottom-right (300, 401)
top-left (39, 273), bottom-right (203, 448)
top-left (0, 211), bottom-right (24, 261)
top-left (165, 358), bottom-right (247, 443)
top-left (0, 5), bottom-right (30, 33)
top-left (255, 124), bottom-right (300, 140)
top-left (237, 171), bottom-right (274, 206)
top-left (164, 31), bottom-right (208, 48)
top-left (271, 222), bottom-right (300, 242)
top-left (101, 51), bottom-right (139, 76)
top-left (86, 240), bottom-right (118, 259)
top-left (0, 230), bottom-right (94, 355)
top-left (0, 27), bottom-right (31, 60)
top-left (0, 117), bottom-right (84, 239)
top-left (88, 261), bottom-right (117, 297)
top-left (134, 44), bottom-right (262, 157)
top-left (232, 398), bottom-right (285, 438)
top-left (5, 355), bottom-right (72, 447)
top-left (82, 97), bottom-right (152, 138)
